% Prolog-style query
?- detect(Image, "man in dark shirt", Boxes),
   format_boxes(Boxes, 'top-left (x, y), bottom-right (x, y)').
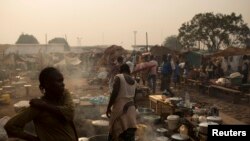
top-left (5, 67), bottom-right (78, 141)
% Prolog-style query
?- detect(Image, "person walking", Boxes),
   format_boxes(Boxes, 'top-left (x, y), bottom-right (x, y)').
top-left (147, 55), bottom-right (158, 94)
top-left (106, 64), bottom-right (137, 141)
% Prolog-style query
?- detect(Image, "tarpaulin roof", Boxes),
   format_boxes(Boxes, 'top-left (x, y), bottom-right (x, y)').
top-left (209, 47), bottom-right (250, 57)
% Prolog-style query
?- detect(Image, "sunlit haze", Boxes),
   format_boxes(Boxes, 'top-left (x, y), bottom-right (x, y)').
top-left (1, 0), bottom-right (250, 49)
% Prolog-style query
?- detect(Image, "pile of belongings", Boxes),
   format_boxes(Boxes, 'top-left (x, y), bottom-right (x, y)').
top-left (99, 45), bottom-right (126, 65)
top-left (97, 67), bottom-right (108, 80)
top-left (228, 72), bottom-right (243, 85)
top-left (229, 72), bottom-right (243, 78)
top-left (215, 78), bottom-right (230, 85)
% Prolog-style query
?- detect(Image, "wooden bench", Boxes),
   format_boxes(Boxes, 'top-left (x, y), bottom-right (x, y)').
top-left (187, 79), bottom-right (201, 85)
top-left (198, 83), bottom-right (210, 95)
top-left (209, 85), bottom-right (242, 103)
top-left (187, 79), bottom-right (201, 90)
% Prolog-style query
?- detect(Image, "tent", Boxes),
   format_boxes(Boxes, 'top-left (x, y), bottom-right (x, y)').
top-left (209, 47), bottom-right (250, 57)
top-left (182, 50), bottom-right (211, 68)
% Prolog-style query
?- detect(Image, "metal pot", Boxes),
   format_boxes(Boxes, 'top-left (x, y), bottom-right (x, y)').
top-left (137, 108), bottom-right (154, 121)
top-left (198, 122), bottom-right (218, 135)
top-left (141, 114), bottom-right (160, 124)
top-left (171, 133), bottom-right (189, 141)
top-left (101, 114), bottom-right (108, 119)
top-left (137, 107), bottom-right (154, 115)
top-left (88, 134), bottom-right (108, 141)
top-left (78, 137), bottom-right (89, 141)
top-left (88, 134), bottom-right (139, 141)
top-left (206, 116), bottom-right (222, 124)
top-left (156, 136), bottom-right (169, 141)
top-left (91, 120), bottom-right (109, 127)
top-left (91, 120), bottom-right (109, 134)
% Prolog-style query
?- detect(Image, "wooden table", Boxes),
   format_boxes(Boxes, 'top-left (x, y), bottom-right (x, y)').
top-left (148, 95), bottom-right (175, 115)
top-left (187, 79), bottom-right (201, 85)
top-left (187, 79), bottom-right (201, 88)
top-left (209, 84), bottom-right (242, 103)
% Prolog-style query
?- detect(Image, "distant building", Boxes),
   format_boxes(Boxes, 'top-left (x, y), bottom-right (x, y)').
top-left (131, 45), bottom-right (155, 52)
top-left (70, 45), bottom-right (109, 54)
top-left (4, 44), bottom-right (66, 55)
top-left (0, 44), bottom-right (10, 60)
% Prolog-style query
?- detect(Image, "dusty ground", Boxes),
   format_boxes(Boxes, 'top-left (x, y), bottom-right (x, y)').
top-left (0, 77), bottom-right (106, 118)
top-left (0, 77), bottom-right (250, 140)
top-left (1, 78), bottom-right (250, 123)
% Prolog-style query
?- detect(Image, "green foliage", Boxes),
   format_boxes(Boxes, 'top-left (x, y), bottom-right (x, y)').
top-left (16, 34), bottom-right (39, 44)
top-left (178, 12), bottom-right (250, 51)
top-left (163, 35), bottom-right (182, 50)
top-left (48, 37), bottom-right (70, 50)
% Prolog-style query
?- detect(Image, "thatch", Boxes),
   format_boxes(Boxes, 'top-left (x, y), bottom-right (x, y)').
top-left (98, 45), bottom-right (127, 66)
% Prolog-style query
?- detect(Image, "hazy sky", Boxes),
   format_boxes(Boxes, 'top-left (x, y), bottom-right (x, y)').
top-left (1, 0), bottom-right (250, 49)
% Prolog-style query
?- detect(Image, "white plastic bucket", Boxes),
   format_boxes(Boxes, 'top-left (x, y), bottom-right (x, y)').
top-left (166, 115), bottom-right (180, 130)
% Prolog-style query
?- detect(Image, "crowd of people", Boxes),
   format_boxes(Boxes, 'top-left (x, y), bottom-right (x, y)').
top-left (3, 53), bottom-right (249, 141)
top-left (199, 55), bottom-right (249, 84)
top-left (106, 53), bottom-right (250, 97)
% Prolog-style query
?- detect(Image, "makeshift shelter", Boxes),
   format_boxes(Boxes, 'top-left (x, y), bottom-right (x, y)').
top-left (54, 56), bottom-right (81, 67)
top-left (65, 56), bottom-right (82, 66)
top-left (204, 47), bottom-right (250, 72)
top-left (2, 54), bottom-right (15, 66)
top-left (4, 44), bottom-right (66, 55)
top-left (182, 50), bottom-right (212, 68)
top-left (209, 47), bottom-right (250, 57)
top-left (54, 59), bottom-right (67, 67)
top-left (99, 45), bottom-right (127, 66)
top-left (16, 55), bottom-right (38, 70)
